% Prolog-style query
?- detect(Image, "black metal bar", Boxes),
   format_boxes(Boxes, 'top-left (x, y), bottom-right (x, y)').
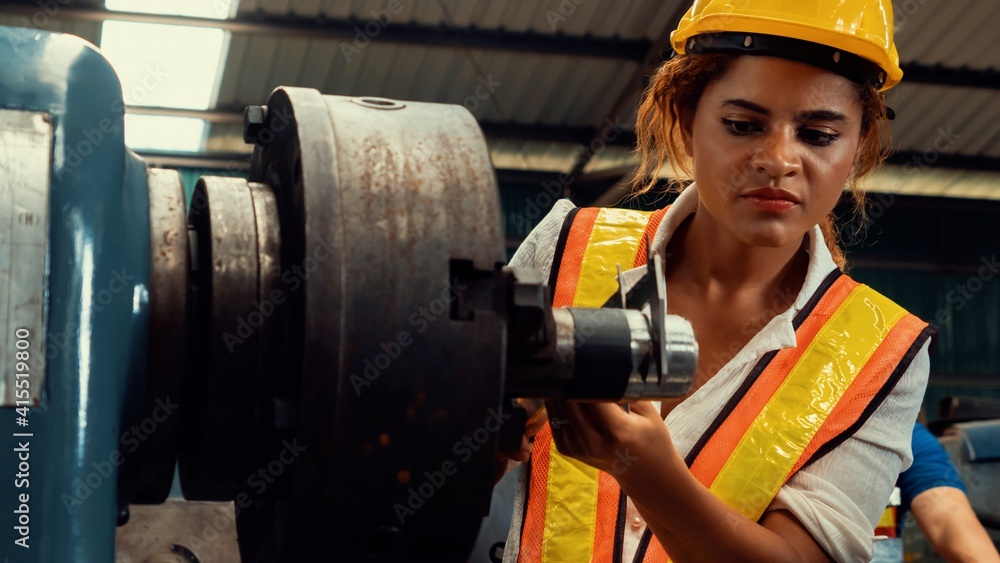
top-left (928, 373), bottom-right (1000, 389)
top-left (0, 2), bottom-right (650, 61)
top-left (886, 150), bottom-right (1000, 172)
top-left (899, 63), bottom-right (1000, 90)
top-left (494, 168), bottom-right (564, 187)
top-left (138, 150), bottom-right (251, 170)
top-left (846, 257), bottom-right (987, 276)
top-left (480, 121), bottom-right (613, 145)
top-left (130, 105), bottom-right (640, 146)
top-left (127, 106), bottom-right (243, 124)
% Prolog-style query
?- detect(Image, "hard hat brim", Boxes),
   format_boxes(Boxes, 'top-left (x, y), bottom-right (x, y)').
top-left (671, 14), bottom-right (903, 90)
top-left (679, 32), bottom-right (892, 90)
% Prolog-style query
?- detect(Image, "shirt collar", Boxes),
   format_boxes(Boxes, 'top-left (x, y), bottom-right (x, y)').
top-left (618, 185), bottom-right (839, 353)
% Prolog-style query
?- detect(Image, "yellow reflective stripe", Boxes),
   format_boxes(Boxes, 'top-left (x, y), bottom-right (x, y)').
top-left (708, 285), bottom-right (907, 521)
top-left (878, 507), bottom-right (896, 528)
top-left (542, 451), bottom-right (601, 562)
top-left (541, 208), bottom-right (651, 562)
top-left (573, 208), bottom-right (651, 307)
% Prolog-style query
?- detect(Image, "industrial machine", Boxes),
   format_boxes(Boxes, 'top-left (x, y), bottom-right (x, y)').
top-left (0, 27), bottom-right (698, 562)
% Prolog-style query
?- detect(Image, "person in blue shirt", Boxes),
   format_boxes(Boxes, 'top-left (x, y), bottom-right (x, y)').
top-left (896, 422), bottom-right (999, 562)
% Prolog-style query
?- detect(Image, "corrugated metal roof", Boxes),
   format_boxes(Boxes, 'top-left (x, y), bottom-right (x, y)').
top-left (894, 0), bottom-right (1000, 70)
top-left (886, 83), bottom-right (1000, 158)
top-left (237, 0), bottom-right (680, 41)
top-left (216, 39), bottom-right (640, 127)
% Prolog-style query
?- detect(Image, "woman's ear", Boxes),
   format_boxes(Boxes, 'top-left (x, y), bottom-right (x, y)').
top-left (678, 104), bottom-right (695, 158)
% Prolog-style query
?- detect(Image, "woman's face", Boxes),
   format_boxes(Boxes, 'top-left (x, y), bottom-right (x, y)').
top-left (682, 56), bottom-right (864, 249)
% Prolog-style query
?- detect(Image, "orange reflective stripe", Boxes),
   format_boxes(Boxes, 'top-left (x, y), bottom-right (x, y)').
top-left (523, 206), bottom-right (663, 563)
top-left (553, 208), bottom-right (599, 309)
top-left (591, 473), bottom-right (619, 560)
top-left (520, 426), bottom-right (554, 563)
top-left (633, 207), bottom-right (669, 268)
top-left (628, 203), bottom-right (676, 559)
top-left (789, 313), bottom-right (930, 475)
top-left (707, 285), bottom-right (909, 521)
top-left (687, 275), bottom-right (859, 488)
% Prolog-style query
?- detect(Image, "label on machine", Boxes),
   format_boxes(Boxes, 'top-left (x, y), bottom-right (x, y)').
top-left (0, 110), bottom-right (50, 407)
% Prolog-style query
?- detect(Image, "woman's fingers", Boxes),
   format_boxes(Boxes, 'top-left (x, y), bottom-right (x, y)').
top-left (544, 400), bottom-right (635, 467)
top-left (544, 400), bottom-right (578, 455)
top-left (626, 400), bottom-right (660, 420)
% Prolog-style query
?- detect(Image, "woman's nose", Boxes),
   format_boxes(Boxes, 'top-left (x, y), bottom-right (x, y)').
top-left (750, 130), bottom-right (802, 179)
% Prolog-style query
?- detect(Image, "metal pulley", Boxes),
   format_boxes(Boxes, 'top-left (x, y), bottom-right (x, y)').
top-left (181, 176), bottom-right (285, 501)
top-left (136, 87), bottom-right (699, 563)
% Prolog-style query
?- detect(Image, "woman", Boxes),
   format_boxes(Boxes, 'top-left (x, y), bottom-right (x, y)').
top-left (502, 1), bottom-right (932, 562)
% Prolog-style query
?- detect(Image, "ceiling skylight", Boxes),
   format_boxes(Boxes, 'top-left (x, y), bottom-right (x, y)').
top-left (105, 0), bottom-right (239, 20)
top-left (100, 2), bottom-right (234, 152)
top-left (101, 21), bottom-right (224, 109)
top-left (124, 115), bottom-right (206, 153)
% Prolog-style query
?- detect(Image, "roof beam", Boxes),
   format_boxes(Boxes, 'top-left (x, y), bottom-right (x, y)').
top-left (886, 150), bottom-right (1000, 172)
top-left (138, 150), bottom-right (251, 170)
top-left (127, 105), bottom-right (244, 123)
top-left (126, 105), bottom-right (640, 146)
top-left (0, 1), bottom-right (649, 61)
top-left (899, 63), bottom-right (1000, 90)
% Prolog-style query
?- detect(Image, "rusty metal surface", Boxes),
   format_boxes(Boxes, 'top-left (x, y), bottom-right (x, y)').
top-left (246, 180), bottom-right (288, 435)
top-left (176, 175), bottom-right (292, 558)
top-left (241, 88), bottom-right (505, 562)
top-left (115, 500), bottom-right (239, 563)
top-left (123, 167), bottom-right (188, 504)
top-left (182, 177), bottom-right (262, 501)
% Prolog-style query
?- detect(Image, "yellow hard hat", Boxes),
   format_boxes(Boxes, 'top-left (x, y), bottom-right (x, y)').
top-left (670, 0), bottom-right (903, 90)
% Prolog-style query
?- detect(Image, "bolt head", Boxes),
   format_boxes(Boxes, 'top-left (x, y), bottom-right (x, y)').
top-left (243, 105), bottom-right (269, 144)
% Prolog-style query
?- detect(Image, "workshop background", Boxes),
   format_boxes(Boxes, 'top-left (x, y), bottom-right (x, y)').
top-left (1, 0), bottom-right (997, 561)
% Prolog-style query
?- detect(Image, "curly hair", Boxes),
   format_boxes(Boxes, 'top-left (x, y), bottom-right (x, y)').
top-left (631, 53), bottom-right (892, 270)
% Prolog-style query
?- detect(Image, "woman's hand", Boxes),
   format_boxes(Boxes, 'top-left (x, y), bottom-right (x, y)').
top-left (492, 398), bottom-right (543, 483)
top-left (544, 400), bottom-right (678, 484)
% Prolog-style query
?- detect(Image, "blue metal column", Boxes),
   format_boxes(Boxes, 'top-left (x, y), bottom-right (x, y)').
top-left (0, 27), bottom-right (150, 562)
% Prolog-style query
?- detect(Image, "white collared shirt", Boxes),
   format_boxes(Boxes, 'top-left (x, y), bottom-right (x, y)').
top-left (504, 187), bottom-right (929, 562)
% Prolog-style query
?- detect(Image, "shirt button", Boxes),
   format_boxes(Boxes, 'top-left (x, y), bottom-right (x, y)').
top-left (631, 516), bottom-right (643, 529)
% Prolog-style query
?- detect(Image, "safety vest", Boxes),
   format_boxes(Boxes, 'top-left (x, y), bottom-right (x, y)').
top-left (516, 207), bottom-right (933, 563)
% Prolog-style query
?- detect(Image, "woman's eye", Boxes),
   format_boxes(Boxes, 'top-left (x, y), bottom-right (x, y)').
top-left (799, 128), bottom-right (839, 146)
top-left (721, 118), bottom-right (759, 136)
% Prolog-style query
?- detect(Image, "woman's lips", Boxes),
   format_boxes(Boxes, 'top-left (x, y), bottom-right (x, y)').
top-left (741, 188), bottom-right (799, 212)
